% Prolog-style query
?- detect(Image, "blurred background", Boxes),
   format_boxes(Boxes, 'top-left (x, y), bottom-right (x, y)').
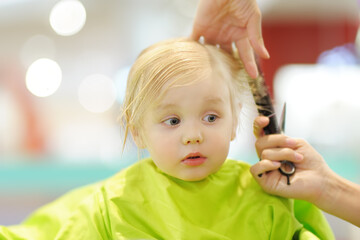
top-left (0, 0), bottom-right (359, 238)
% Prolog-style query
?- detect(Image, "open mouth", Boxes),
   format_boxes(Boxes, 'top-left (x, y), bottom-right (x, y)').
top-left (182, 152), bottom-right (206, 166)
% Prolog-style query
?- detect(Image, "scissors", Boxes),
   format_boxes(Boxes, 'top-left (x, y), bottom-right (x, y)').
top-left (248, 57), bottom-right (296, 185)
top-left (258, 100), bottom-right (295, 185)
top-left (277, 102), bottom-right (296, 185)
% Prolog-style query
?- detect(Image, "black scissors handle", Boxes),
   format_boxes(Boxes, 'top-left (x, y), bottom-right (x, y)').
top-left (257, 95), bottom-right (295, 185)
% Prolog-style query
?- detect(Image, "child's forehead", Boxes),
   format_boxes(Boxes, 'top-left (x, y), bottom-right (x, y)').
top-left (150, 76), bottom-right (231, 109)
top-left (155, 95), bottom-right (227, 109)
top-left (158, 65), bottom-right (228, 91)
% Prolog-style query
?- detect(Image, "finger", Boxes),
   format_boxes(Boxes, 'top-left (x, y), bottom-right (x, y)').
top-left (191, 25), bottom-right (200, 41)
top-left (253, 116), bottom-right (269, 138)
top-left (261, 148), bottom-right (304, 163)
top-left (201, 35), bottom-right (233, 54)
top-left (219, 43), bottom-right (233, 54)
top-left (203, 34), bottom-right (218, 45)
top-left (247, 11), bottom-right (270, 59)
top-left (234, 38), bottom-right (258, 78)
top-left (256, 135), bottom-right (298, 152)
top-left (250, 160), bottom-right (281, 177)
top-left (255, 136), bottom-right (297, 158)
top-left (190, 0), bottom-right (207, 41)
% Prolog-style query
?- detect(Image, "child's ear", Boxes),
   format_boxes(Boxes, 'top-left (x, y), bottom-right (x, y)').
top-left (231, 125), bottom-right (237, 141)
top-left (231, 103), bottom-right (242, 141)
top-left (130, 126), bottom-right (146, 149)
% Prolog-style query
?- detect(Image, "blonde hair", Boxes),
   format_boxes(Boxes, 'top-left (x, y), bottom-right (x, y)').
top-left (120, 38), bottom-right (251, 149)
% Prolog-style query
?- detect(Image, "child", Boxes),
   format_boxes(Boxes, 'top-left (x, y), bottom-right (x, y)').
top-left (0, 38), bottom-right (334, 239)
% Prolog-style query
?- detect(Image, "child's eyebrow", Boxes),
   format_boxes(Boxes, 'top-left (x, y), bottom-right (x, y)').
top-left (155, 103), bottom-right (178, 112)
top-left (203, 97), bottom-right (226, 105)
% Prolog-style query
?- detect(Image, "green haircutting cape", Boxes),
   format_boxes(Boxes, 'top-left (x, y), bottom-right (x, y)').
top-left (1, 158), bottom-right (334, 239)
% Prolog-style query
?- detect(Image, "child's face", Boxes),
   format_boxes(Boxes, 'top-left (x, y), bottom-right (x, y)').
top-left (139, 75), bottom-right (236, 181)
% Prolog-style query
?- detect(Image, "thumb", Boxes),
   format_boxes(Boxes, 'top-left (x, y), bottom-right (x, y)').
top-left (253, 116), bottom-right (269, 138)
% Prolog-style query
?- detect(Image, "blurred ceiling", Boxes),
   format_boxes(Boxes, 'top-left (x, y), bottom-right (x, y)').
top-left (0, 0), bottom-right (107, 27)
top-left (0, 0), bottom-right (359, 27)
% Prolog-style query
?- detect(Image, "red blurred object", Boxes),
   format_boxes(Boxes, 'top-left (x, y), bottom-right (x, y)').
top-left (0, 59), bottom-right (46, 156)
top-left (261, 19), bottom-right (359, 96)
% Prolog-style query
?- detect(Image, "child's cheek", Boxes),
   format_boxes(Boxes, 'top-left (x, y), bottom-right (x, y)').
top-left (150, 130), bottom-right (178, 154)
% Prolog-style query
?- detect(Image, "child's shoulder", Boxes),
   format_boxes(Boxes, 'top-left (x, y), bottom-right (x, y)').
top-left (110, 157), bottom-right (157, 179)
top-left (219, 159), bottom-right (290, 200)
top-left (102, 158), bottom-right (157, 188)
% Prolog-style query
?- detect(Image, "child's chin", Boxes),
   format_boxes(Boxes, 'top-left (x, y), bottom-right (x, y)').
top-left (178, 174), bottom-right (209, 182)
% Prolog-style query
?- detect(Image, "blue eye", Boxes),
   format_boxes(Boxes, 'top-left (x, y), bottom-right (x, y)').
top-left (203, 114), bottom-right (217, 122)
top-left (164, 118), bottom-right (181, 126)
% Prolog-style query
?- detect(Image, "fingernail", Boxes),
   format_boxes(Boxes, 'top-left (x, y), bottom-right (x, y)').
top-left (263, 47), bottom-right (270, 59)
top-left (295, 152), bottom-right (303, 161)
top-left (272, 161), bottom-right (281, 167)
top-left (260, 43), bottom-right (270, 59)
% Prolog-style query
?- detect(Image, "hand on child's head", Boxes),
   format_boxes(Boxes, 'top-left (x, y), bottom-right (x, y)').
top-left (191, 0), bottom-right (270, 78)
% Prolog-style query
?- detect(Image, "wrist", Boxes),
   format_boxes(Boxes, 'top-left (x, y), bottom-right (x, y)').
top-left (311, 169), bottom-right (341, 211)
top-left (312, 170), bottom-right (360, 227)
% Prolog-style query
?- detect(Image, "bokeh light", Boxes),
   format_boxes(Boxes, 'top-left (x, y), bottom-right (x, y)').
top-left (49, 0), bottom-right (86, 36)
top-left (274, 64), bottom-right (360, 149)
top-left (78, 74), bottom-right (117, 113)
top-left (26, 58), bottom-right (62, 97)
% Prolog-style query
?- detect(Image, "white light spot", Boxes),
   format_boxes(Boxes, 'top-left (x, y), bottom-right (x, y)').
top-left (78, 74), bottom-right (117, 113)
top-left (274, 64), bottom-right (360, 149)
top-left (26, 58), bottom-right (62, 97)
top-left (49, 0), bottom-right (86, 36)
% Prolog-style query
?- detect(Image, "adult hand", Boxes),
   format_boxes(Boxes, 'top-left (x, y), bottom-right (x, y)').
top-left (191, 0), bottom-right (270, 78)
top-left (251, 116), bottom-right (360, 227)
top-left (250, 116), bottom-right (333, 204)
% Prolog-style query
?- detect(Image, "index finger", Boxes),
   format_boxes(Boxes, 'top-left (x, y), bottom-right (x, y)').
top-left (235, 37), bottom-right (258, 78)
top-left (247, 11), bottom-right (270, 59)
top-left (255, 135), bottom-right (297, 153)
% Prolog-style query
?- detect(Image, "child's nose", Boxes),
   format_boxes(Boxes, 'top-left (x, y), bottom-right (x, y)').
top-left (182, 130), bottom-right (203, 145)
